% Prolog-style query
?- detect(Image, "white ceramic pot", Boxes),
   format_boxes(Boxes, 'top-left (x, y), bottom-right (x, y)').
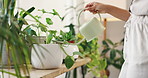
top-left (63, 45), bottom-right (79, 59)
top-left (31, 44), bottom-right (63, 69)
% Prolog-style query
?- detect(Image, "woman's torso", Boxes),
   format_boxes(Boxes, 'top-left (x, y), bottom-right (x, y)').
top-left (130, 0), bottom-right (148, 15)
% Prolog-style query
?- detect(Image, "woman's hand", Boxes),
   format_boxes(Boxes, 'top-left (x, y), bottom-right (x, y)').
top-left (85, 2), bottom-right (108, 14)
top-left (85, 2), bottom-right (130, 21)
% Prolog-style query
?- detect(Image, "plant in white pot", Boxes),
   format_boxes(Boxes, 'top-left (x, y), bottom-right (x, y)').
top-left (20, 8), bottom-right (64, 69)
top-left (53, 30), bottom-right (79, 59)
top-left (21, 8), bottom-right (82, 69)
top-left (52, 30), bottom-right (83, 69)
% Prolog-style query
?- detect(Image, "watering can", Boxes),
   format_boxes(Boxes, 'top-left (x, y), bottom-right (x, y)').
top-left (78, 9), bottom-right (105, 42)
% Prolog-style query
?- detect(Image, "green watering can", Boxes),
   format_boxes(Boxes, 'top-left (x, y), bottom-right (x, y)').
top-left (78, 9), bottom-right (105, 42)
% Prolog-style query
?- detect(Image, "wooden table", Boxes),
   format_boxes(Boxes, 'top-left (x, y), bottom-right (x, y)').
top-left (1, 57), bottom-right (91, 78)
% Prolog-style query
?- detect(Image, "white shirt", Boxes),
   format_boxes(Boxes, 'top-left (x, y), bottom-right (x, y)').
top-left (130, 0), bottom-right (148, 15)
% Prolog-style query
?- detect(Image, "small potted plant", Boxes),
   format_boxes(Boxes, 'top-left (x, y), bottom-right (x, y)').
top-left (101, 39), bottom-right (124, 77)
top-left (22, 8), bottom-right (82, 69)
top-left (21, 8), bottom-right (64, 69)
top-left (77, 33), bottom-right (107, 78)
top-left (52, 30), bottom-right (82, 69)
top-left (53, 30), bottom-right (79, 59)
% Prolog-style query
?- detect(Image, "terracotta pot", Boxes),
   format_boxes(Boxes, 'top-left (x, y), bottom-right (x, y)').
top-left (100, 69), bottom-right (110, 78)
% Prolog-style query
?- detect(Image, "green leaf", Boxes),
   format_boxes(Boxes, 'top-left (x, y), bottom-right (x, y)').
top-left (15, 12), bottom-right (19, 18)
top-left (112, 63), bottom-right (122, 69)
top-left (39, 24), bottom-right (47, 32)
top-left (22, 7), bottom-right (35, 18)
top-left (98, 59), bottom-right (107, 70)
top-left (46, 30), bottom-right (57, 44)
top-left (102, 40), bottom-right (109, 47)
top-left (101, 48), bottom-right (110, 55)
top-left (106, 39), bottom-right (114, 45)
top-left (116, 49), bottom-right (123, 55)
top-left (35, 15), bottom-right (41, 19)
top-left (110, 49), bottom-right (116, 60)
top-left (52, 9), bottom-right (63, 20)
top-left (52, 9), bottom-right (59, 15)
top-left (0, 70), bottom-right (17, 77)
top-left (38, 9), bottom-right (47, 13)
top-left (64, 24), bottom-right (75, 35)
top-left (46, 34), bottom-right (53, 44)
top-left (24, 27), bottom-right (37, 36)
top-left (46, 18), bottom-right (53, 25)
top-left (65, 56), bottom-right (74, 69)
top-left (73, 51), bottom-right (83, 57)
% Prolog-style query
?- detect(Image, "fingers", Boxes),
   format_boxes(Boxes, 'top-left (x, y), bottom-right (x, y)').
top-left (85, 2), bottom-right (94, 8)
top-left (85, 2), bottom-right (97, 12)
top-left (85, 3), bottom-right (96, 12)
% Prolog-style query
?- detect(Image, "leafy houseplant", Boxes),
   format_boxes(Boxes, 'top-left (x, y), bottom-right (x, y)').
top-left (22, 8), bottom-right (65, 69)
top-left (53, 30), bottom-right (82, 69)
top-left (77, 33), bottom-right (107, 78)
top-left (21, 8), bottom-right (82, 69)
top-left (0, 0), bottom-right (37, 78)
top-left (101, 39), bottom-right (124, 70)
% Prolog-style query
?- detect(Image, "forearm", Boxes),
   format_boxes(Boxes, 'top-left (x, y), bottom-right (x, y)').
top-left (106, 5), bottom-right (131, 21)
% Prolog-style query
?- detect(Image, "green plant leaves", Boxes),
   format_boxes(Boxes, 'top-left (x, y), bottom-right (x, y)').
top-left (39, 24), bottom-right (47, 32)
top-left (98, 59), bottom-right (107, 70)
top-left (101, 48), bottom-right (110, 55)
top-left (46, 30), bottom-right (57, 44)
top-left (101, 39), bottom-right (124, 70)
top-left (110, 49), bottom-right (116, 60)
top-left (46, 18), bottom-right (53, 25)
top-left (106, 39), bottom-right (114, 45)
top-left (65, 56), bottom-right (74, 69)
top-left (38, 9), bottom-right (47, 13)
top-left (64, 24), bottom-right (75, 35)
top-left (73, 51), bottom-right (83, 57)
top-left (102, 40), bottom-right (109, 47)
top-left (23, 26), bottom-right (37, 36)
top-left (21, 7), bottom-right (35, 18)
top-left (54, 30), bottom-right (76, 42)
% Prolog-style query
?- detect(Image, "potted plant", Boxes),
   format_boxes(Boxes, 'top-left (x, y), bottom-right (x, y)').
top-left (77, 33), bottom-right (107, 78)
top-left (0, 0), bottom-right (38, 78)
top-left (101, 39), bottom-right (124, 77)
top-left (53, 30), bottom-right (79, 59)
top-left (21, 8), bottom-right (82, 69)
top-left (20, 8), bottom-right (64, 69)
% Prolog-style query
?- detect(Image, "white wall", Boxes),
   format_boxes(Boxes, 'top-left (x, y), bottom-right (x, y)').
top-left (106, 19), bottom-right (125, 78)
top-left (18, 0), bottom-right (66, 35)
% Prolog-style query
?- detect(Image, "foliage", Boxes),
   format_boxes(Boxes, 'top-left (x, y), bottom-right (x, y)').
top-left (23, 8), bottom-right (82, 69)
top-left (20, 8), bottom-right (64, 44)
top-left (0, 0), bottom-right (37, 78)
top-left (55, 30), bottom-right (82, 69)
top-left (53, 30), bottom-right (76, 44)
top-left (77, 33), bottom-right (107, 78)
top-left (101, 39), bottom-right (124, 70)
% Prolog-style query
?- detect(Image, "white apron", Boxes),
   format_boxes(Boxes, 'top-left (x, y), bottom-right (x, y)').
top-left (119, 0), bottom-right (148, 78)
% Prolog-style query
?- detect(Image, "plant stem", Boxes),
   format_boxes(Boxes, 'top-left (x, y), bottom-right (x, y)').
top-left (60, 44), bottom-right (69, 56)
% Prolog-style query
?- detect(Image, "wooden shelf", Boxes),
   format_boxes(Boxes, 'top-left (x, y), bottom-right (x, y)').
top-left (1, 57), bottom-right (91, 78)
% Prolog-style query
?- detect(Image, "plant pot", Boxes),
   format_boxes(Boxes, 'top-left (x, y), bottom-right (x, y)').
top-left (100, 69), bottom-right (110, 78)
top-left (0, 41), bottom-right (13, 68)
top-left (33, 36), bottom-right (46, 44)
top-left (63, 45), bottom-right (79, 59)
top-left (31, 44), bottom-right (63, 69)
